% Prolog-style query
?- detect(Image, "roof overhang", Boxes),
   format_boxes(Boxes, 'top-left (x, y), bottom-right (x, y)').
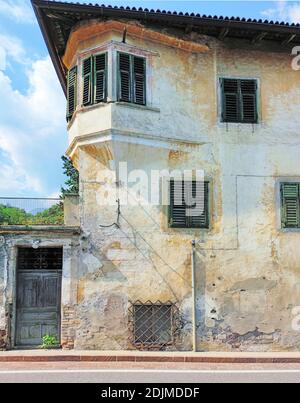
top-left (63, 20), bottom-right (209, 68)
top-left (31, 0), bottom-right (300, 97)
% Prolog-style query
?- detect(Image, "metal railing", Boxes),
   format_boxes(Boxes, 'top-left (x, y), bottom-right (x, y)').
top-left (0, 197), bottom-right (64, 226)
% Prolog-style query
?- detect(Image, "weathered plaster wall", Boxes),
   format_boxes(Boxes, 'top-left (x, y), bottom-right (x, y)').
top-left (64, 22), bottom-right (300, 351)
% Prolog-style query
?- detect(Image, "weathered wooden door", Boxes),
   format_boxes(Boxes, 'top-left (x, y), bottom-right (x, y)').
top-left (16, 248), bottom-right (62, 348)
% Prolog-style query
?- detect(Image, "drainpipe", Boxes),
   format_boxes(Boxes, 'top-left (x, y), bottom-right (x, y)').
top-left (191, 240), bottom-right (197, 352)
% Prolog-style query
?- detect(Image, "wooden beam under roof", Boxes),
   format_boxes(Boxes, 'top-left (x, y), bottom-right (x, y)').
top-left (218, 28), bottom-right (229, 40)
top-left (282, 34), bottom-right (297, 45)
top-left (251, 32), bottom-right (268, 44)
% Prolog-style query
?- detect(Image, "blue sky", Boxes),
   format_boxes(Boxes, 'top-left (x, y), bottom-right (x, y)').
top-left (1, 0), bottom-right (300, 197)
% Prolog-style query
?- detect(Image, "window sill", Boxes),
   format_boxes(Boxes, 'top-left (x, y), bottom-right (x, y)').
top-left (279, 227), bottom-right (300, 233)
top-left (169, 225), bottom-right (210, 230)
top-left (80, 102), bottom-right (109, 112)
top-left (167, 226), bottom-right (211, 234)
top-left (220, 121), bottom-right (259, 126)
top-left (115, 102), bottom-right (160, 113)
top-left (217, 121), bottom-right (263, 132)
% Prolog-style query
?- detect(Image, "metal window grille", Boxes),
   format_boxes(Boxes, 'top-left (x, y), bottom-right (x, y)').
top-left (17, 248), bottom-right (63, 271)
top-left (129, 300), bottom-right (179, 350)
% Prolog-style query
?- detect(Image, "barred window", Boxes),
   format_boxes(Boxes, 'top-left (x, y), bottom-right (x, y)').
top-left (17, 248), bottom-right (63, 271)
top-left (130, 301), bottom-right (178, 349)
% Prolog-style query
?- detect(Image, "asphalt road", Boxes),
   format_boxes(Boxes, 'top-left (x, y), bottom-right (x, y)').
top-left (0, 368), bottom-right (300, 383)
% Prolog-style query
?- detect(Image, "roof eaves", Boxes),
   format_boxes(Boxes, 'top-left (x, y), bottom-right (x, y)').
top-left (32, 0), bottom-right (67, 95)
top-left (31, 0), bottom-right (300, 97)
top-left (31, 0), bottom-right (300, 31)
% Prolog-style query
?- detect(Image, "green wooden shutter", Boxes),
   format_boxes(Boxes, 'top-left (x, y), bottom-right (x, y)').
top-left (133, 56), bottom-right (146, 105)
top-left (118, 53), bottom-right (131, 102)
top-left (94, 53), bottom-right (107, 103)
top-left (82, 57), bottom-right (92, 106)
top-left (281, 183), bottom-right (300, 228)
top-left (189, 181), bottom-right (209, 228)
top-left (241, 80), bottom-right (257, 123)
top-left (169, 180), bottom-right (209, 228)
top-left (66, 66), bottom-right (77, 121)
top-left (169, 180), bottom-right (186, 227)
top-left (221, 79), bottom-right (240, 122)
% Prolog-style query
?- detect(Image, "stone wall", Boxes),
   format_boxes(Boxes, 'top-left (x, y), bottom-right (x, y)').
top-left (64, 194), bottom-right (80, 227)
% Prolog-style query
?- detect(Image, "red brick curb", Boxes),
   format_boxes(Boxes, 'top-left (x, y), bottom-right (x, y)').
top-left (0, 355), bottom-right (300, 363)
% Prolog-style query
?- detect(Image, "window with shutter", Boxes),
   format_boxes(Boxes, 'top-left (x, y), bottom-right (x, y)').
top-left (133, 56), bottom-right (146, 105)
top-left (221, 78), bottom-right (258, 124)
top-left (281, 183), bottom-right (300, 228)
top-left (82, 53), bottom-right (107, 107)
top-left (119, 53), bottom-right (131, 102)
top-left (66, 66), bottom-right (77, 121)
top-left (82, 57), bottom-right (92, 106)
top-left (169, 180), bottom-right (209, 229)
top-left (94, 53), bottom-right (107, 103)
top-left (118, 52), bottom-right (146, 105)
top-left (222, 79), bottom-right (239, 123)
top-left (241, 80), bottom-right (257, 123)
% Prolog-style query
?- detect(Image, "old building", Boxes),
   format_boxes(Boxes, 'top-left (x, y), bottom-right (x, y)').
top-left (1, 0), bottom-right (300, 351)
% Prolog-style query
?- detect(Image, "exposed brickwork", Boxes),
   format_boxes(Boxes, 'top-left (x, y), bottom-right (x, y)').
top-left (201, 326), bottom-right (282, 351)
top-left (61, 306), bottom-right (79, 350)
top-left (0, 330), bottom-right (7, 351)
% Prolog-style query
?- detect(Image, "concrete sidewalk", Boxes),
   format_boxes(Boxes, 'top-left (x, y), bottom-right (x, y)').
top-left (1, 350), bottom-right (300, 363)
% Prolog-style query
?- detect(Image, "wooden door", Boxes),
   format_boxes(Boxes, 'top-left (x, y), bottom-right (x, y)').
top-left (15, 248), bottom-right (62, 348)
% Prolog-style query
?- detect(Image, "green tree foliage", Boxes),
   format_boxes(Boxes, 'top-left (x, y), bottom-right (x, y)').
top-left (0, 156), bottom-right (78, 225)
top-left (0, 203), bottom-right (64, 225)
top-left (0, 205), bottom-right (29, 225)
top-left (33, 203), bottom-right (64, 225)
top-left (61, 155), bottom-right (79, 197)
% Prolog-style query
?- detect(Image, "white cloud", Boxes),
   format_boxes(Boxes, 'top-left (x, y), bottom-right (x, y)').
top-left (26, 58), bottom-right (66, 127)
top-left (0, 0), bottom-right (35, 24)
top-left (261, 0), bottom-right (300, 24)
top-left (0, 161), bottom-right (43, 195)
top-left (0, 56), bottom-right (67, 197)
top-left (285, 2), bottom-right (300, 22)
top-left (0, 33), bottom-right (27, 71)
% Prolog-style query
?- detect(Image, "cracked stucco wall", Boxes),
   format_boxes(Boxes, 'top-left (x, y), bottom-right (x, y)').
top-left (63, 22), bottom-right (300, 351)
top-left (2, 21), bottom-right (300, 351)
